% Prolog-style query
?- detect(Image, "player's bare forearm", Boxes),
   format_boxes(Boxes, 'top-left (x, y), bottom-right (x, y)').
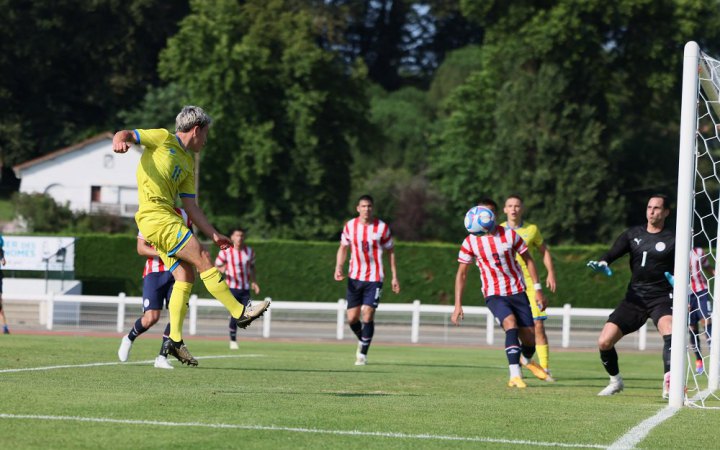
top-left (539, 245), bottom-right (557, 292)
top-left (249, 266), bottom-right (260, 293)
top-left (452, 264), bottom-right (469, 325)
top-left (137, 239), bottom-right (158, 257)
top-left (521, 252), bottom-right (541, 285)
top-left (535, 290), bottom-right (547, 311)
top-left (181, 198), bottom-right (227, 246)
top-left (334, 245), bottom-right (348, 280)
top-left (112, 130), bottom-right (135, 153)
top-left (388, 249), bottom-right (400, 293)
top-left (523, 254), bottom-right (547, 309)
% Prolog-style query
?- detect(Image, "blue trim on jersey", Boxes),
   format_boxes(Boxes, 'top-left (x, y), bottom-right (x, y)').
top-left (168, 230), bottom-right (193, 256)
top-left (133, 129), bottom-right (141, 144)
top-left (505, 221), bottom-right (524, 230)
top-left (179, 193), bottom-right (196, 198)
top-left (169, 260), bottom-right (181, 272)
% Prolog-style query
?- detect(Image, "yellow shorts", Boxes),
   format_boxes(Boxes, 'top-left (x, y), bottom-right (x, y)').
top-left (525, 278), bottom-right (547, 321)
top-left (136, 205), bottom-right (193, 271)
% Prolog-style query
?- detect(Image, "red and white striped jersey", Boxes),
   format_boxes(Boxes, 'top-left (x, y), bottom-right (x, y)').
top-left (139, 208), bottom-right (191, 277)
top-left (215, 245), bottom-right (256, 290)
top-left (457, 225), bottom-right (529, 297)
top-left (690, 247), bottom-right (710, 293)
top-left (341, 217), bottom-right (394, 282)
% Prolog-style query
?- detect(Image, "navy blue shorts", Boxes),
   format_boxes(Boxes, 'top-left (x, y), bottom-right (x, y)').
top-left (690, 289), bottom-right (712, 324)
top-left (485, 292), bottom-right (534, 329)
top-left (142, 271), bottom-right (175, 312)
top-left (230, 288), bottom-right (251, 307)
top-left (346, 279), bottom-right (383, 309)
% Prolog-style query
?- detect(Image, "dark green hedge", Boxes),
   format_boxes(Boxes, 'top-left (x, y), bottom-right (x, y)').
top-left (73, 235), bottom-right (631, 308)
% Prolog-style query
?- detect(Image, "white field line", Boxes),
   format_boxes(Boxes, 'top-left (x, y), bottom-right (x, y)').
top-left (608, 406), bottom-right (680, 450)
top-left (0, 354), bottom-right (264, 374)
top-left (609, 386), bottom-right (720, 449)
top-left (0, 413), bottom-right (609, 448)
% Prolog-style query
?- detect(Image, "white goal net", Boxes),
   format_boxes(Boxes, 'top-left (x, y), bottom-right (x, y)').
top-left (672, 41), bottom-right (720, 408)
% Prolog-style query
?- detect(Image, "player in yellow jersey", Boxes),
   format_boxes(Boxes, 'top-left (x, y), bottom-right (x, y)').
top-left (501, 195), bottom-right (557, 381)
top-left (112, 105), bottom-right (270, 366)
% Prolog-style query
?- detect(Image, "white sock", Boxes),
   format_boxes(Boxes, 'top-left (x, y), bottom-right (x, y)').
top-left (509, 364), bottom-right (521, 378)
top-left (610, 374), bottom-right (622, 383)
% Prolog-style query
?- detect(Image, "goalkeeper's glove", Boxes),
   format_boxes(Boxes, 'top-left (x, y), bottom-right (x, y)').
top-left (587, 260), bottom-right (613, 276)
top-left (664, 272), bottom-right (675, 287)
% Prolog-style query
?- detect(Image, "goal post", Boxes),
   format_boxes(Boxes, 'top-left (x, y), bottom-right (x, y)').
top-left (672, 41), bottom-right (720, 408)
top-left (670, 41), bottom-right (698, 408)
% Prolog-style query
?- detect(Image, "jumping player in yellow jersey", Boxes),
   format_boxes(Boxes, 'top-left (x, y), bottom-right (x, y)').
top-left (501, 195), bottom-right (557, 381)
top-left (112, 105), bottom-right (270, 366)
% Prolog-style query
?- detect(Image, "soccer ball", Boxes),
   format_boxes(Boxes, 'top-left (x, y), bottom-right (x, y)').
top-left (464, 206), bottom-right (495, 235)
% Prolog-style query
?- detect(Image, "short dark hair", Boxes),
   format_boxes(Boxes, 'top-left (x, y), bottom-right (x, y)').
top-left (505, 194), bottom-right (523, 203)
top-left (649, 194), bottom-right (671, 210)
top-left (477, 197), bottom-right (498, 212)
top-left (357, 194), bottom-right (374, 205)
top-left (229, 227), bottom-right (247, 235)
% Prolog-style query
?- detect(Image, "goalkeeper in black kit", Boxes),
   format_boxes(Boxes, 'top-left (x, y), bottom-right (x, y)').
top-left (586, 194), bottom-right (675, 397)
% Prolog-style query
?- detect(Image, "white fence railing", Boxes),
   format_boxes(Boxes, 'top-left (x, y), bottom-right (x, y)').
top-left (4, 293), bottom-right (656, 350)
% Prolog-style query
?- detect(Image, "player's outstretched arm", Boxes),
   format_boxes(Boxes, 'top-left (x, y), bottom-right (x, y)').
top-left (587, 260), bottom-right (613, 276)
top-left (180, 198), bottom-right (230, 249)
top-left (112, 130), bottom-right (136, 153)
top-left (452, 263), bottom-right (469, 325)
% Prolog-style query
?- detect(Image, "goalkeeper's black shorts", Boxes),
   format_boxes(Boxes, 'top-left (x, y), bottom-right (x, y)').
top-left (607, 291), bottom-right (673, 335)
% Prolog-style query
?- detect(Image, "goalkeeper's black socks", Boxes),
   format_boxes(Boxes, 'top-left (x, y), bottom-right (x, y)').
top-left (600, 347), bottom-right (620, 376)
top-left (662, 335), bottom-right (672, 373)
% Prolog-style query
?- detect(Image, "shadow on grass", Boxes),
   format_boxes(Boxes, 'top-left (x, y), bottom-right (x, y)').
top-left (190, 366), bottom-right (393, 374)
top-left (210, 390), bottom-right (422, 397)
top-left (374, 362), bottom-right (497, 370)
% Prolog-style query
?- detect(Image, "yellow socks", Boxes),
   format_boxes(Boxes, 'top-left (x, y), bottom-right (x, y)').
top-left (201, 267), bottom-right (245, 319)
top-left (168, 281), bottom-right (193, 342)
top-left (537, 344), bottom-right (549, 370)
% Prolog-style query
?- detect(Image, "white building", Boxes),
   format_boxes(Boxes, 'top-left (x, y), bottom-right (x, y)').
top-left (13, 133), bottom-right (141, 217)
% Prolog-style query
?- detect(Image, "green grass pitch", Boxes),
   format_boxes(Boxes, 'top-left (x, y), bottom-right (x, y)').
top-left (0, 335), bottom-right (717, 449)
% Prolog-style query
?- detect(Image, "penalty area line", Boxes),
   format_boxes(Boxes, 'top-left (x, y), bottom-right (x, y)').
top-left (0, 354), bottom-right (265, 374)
top-left (0, 413), bottom-right (607, 448)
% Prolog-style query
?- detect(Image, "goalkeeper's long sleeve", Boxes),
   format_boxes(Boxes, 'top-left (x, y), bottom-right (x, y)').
top-left (599, 229), bottom-right (631, 265)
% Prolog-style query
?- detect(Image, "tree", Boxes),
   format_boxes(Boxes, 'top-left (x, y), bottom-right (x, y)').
top-left (0, 0), bottom-right (189, 166)
top-left (318, 0), bottom-right (483, 90)
top-left (427, 45), bottom-right (484, 113)
top-left (159, 0), bottom-right (371, 239)
top-left (431, 0), bottom-right (720, 243)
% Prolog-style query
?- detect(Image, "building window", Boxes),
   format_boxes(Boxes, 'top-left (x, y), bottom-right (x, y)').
top-left (91, 186), bottom-right (101, 203)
